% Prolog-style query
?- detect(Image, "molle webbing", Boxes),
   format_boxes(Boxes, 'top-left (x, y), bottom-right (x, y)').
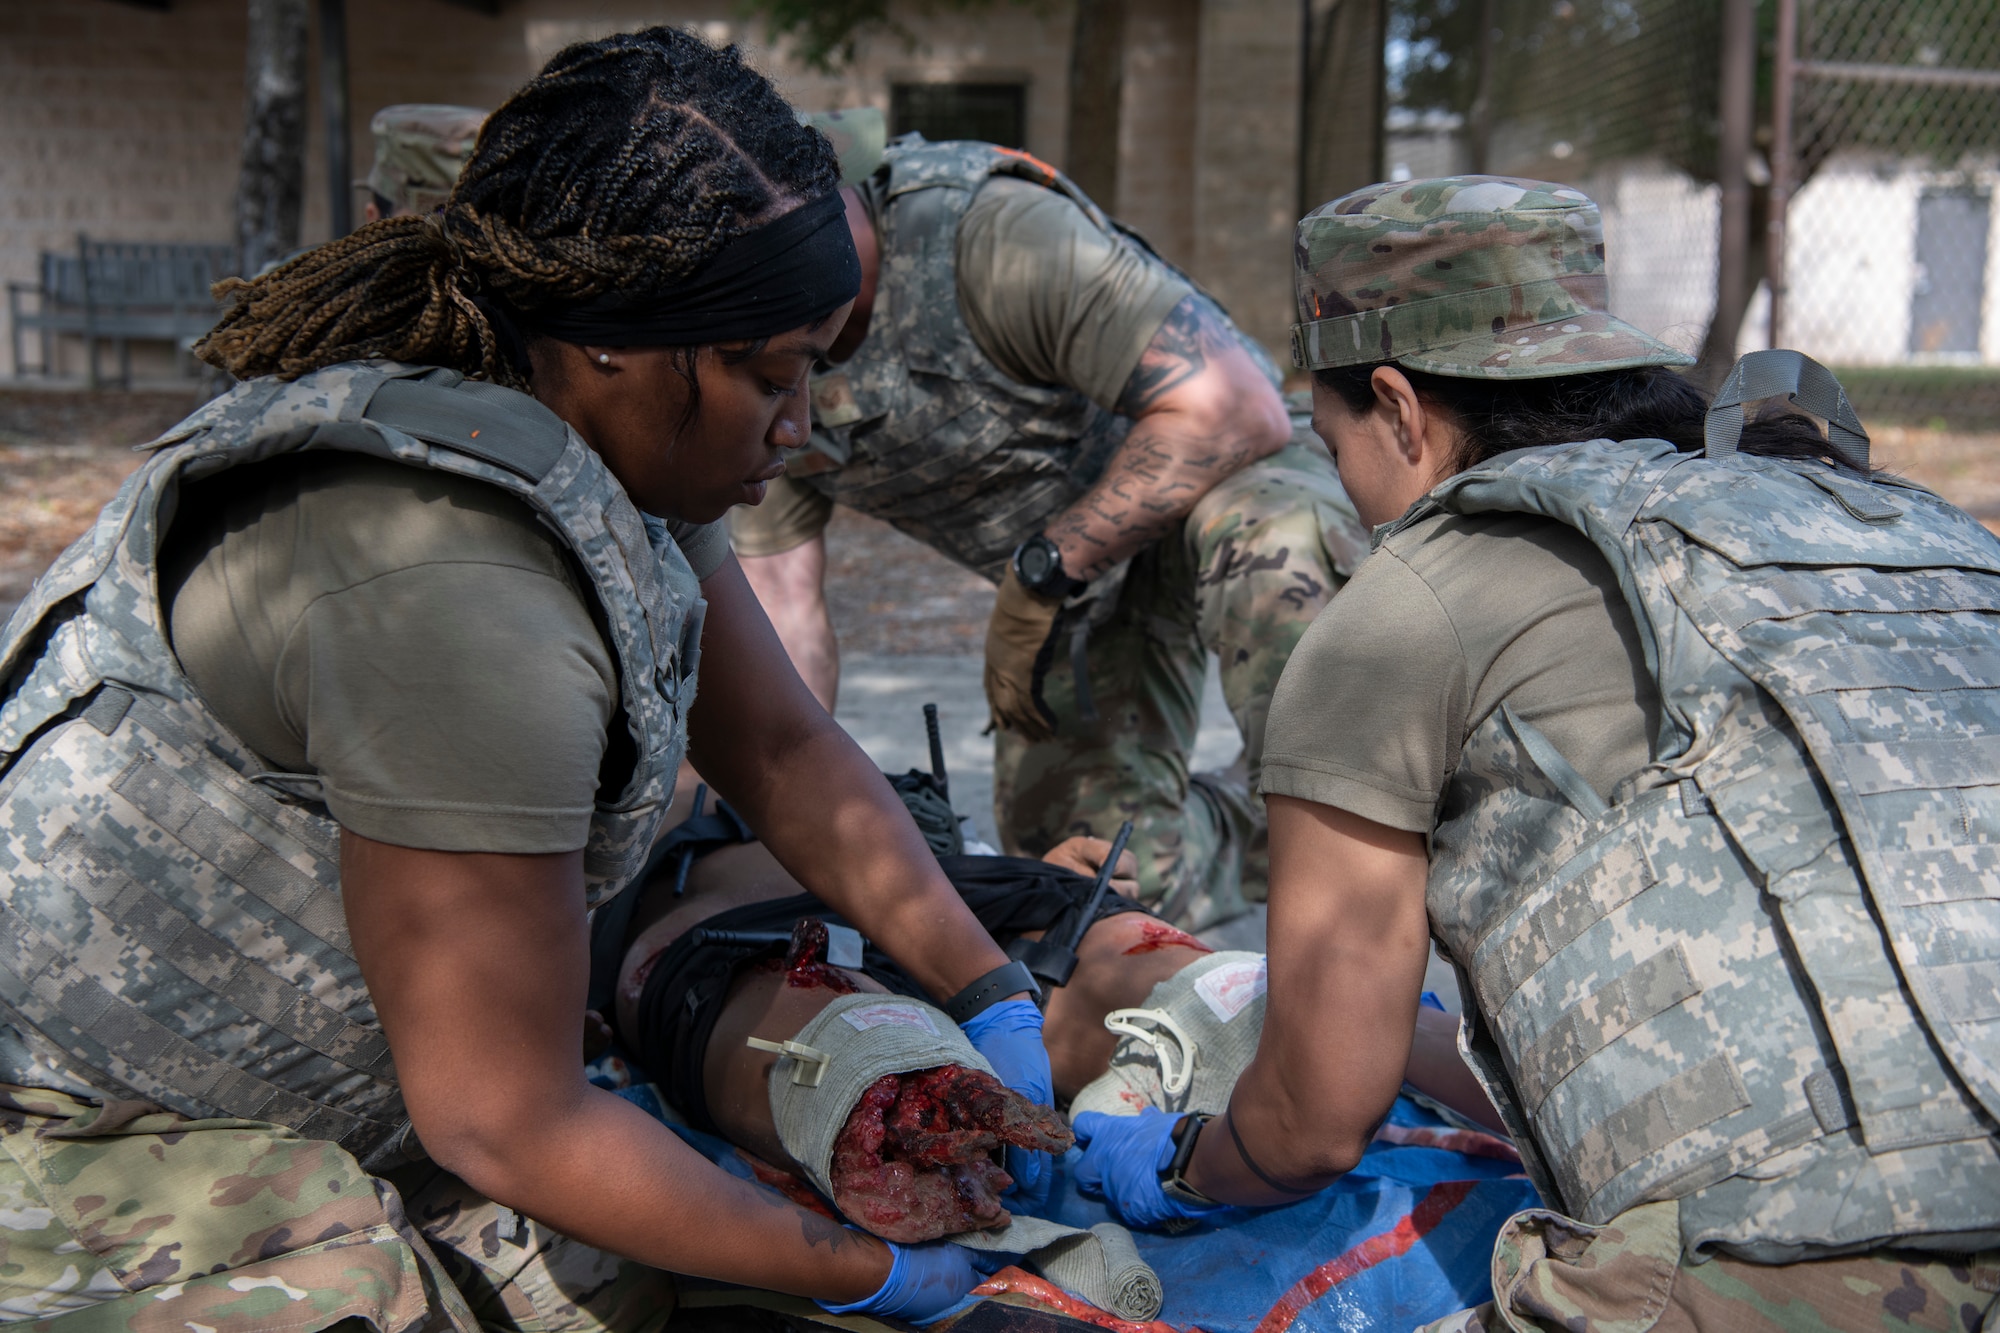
top-left (1427, 434), bottom-right (2000, 1245)
top-left (802, 138), bottom-right (1134, 580)
top-left (0, 362), bottom-right (696, 1166)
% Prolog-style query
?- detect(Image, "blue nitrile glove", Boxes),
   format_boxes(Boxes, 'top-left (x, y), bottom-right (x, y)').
top-left (816, 1240), bottom-right (988, 1325)
top-left (960, 997), bottom-right (1055, 1200)
top-left (1071, 1108), bottom-right (1226, 1231)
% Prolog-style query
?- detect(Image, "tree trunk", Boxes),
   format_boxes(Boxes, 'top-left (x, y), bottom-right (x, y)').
top-left (1699, 0), bottom-right (1758, 386)
top-left (235, 0), bottom-right (310, 277)
top-left (1700, 182), bottom-right (1769, 380)
top-left (320, 0), bottom-right (352, 239)
top-left (1064, 0), bottom-right (1126, 207)
top-left (1464, 0), bottom-right (1501, 174)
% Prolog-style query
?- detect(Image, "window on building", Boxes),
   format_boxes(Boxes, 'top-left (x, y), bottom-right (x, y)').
top-left (890, 83), bottom-right (1027, 149)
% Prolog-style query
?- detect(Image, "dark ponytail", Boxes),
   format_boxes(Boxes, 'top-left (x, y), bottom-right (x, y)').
top-left (1312, 363), bottom-right (1861, 474)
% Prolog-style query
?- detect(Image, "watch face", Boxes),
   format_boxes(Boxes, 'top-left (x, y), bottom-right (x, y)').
top-left (1018, 541), bottom-right (1056, 585)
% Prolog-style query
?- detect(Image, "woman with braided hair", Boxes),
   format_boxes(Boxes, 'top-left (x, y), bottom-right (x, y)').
top-left (0, 28), bottom-right (1045, 1331)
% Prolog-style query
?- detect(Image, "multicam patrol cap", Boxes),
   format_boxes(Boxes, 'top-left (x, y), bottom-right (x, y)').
top-left (797, 107), bottom-right (887, 187)
top-left (362, 104), bottom-right (488, 216)
top-left (1291, 175), bottom-right (1695, 379)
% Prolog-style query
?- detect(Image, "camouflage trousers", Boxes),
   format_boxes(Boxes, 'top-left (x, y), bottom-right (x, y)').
top-left (0, 1086), bottom-right (675, 1332)
top-left (1420, 1200), bottom-right (2000, 1333)
top-left (994, 437), bottom-right (1367, 929)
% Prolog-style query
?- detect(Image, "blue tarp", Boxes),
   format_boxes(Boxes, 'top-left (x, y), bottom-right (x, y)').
top-left (606, 1076), bottom-right (1539, 1332)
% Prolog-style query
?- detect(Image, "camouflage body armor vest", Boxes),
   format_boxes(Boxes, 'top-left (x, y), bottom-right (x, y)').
top-left (1414, 425), bottom-right (2000, 1257)
top-left (799, 137), bottom-right (1138, 581)
top-left (0, 362), bottom-right (700, 1169)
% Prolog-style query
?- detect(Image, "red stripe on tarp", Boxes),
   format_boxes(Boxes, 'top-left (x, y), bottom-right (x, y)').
top-left (1252, 1181), bottom-right (1477, 1333)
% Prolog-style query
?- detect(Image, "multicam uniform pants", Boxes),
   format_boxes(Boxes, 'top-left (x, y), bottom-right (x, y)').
top-left (994, 437), bottom-right (1368, 930)
top-left (0, 1086), bottom-right (675, 1333)
top-left (1422, 1200), bottom-right (2000, 1333)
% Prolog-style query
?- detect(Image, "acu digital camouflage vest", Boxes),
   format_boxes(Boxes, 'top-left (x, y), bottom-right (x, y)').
top-left (799, 137), bottom-right (1137, 581)
top-left (1415, 429), bottom-right (2000, 1258)
top-left (0, 362), bottom-right (701, 1169)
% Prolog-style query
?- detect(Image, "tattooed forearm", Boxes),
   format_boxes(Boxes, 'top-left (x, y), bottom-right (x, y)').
top-left (1049, 297), bottom-right (1290, 579)
top-left (1115, 294), bottom-right (1215, 416)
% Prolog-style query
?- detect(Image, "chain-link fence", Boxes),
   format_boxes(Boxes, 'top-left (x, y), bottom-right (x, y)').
top-left (1385, 0), bottom-right (1726, 363)
top-left (1779, 0), bottom-right (2000, 427)
top-left (1380, 0), bottom-right (2000, 429)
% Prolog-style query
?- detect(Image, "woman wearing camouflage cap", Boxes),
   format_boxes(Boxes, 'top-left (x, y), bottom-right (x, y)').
top-left (0, 28), bottom-right (1049, 1330)
top-left (1072, 176), bottom-right (2000, 1330)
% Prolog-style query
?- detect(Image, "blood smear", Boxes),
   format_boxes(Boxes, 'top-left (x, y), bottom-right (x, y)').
top-left (1120, 922), bottom-right (1214, 956)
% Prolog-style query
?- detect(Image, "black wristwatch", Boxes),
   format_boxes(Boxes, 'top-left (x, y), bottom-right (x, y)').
top-left (1011, 533), bottom-right (1087, 601)
top-left (1160, 1113), bottom-right (1218, 1207)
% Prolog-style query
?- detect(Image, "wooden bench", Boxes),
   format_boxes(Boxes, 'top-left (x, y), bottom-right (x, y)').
top-left (7, 236), bottom-right (234, 386)
top-left (78, 237), bottom-right (236, 387)
top-left (7, 252), bottom-right (88, 377)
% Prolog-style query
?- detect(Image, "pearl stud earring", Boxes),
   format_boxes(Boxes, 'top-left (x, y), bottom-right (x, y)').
top-left (598, 353), bottom-right (611, 365)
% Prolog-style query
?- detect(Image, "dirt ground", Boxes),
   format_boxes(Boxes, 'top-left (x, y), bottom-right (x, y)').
top-left (0, 386), bottom-right (1992, 645)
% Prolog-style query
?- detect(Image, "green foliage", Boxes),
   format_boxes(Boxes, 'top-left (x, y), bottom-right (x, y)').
top-left (736, 0), bottom-right (1036, 72)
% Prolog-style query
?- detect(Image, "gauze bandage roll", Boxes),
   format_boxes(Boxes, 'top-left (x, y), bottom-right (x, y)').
top-left (1069, 951), bottom-right (1267, 1118)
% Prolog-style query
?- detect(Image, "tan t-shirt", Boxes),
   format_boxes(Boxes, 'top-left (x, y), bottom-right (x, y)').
top-left (1259, 511), bottom-right (1662, 831)
top-left (161, 453), bottom-right (727, 854)
top-left (729, 176), bottom-right (1192, 558)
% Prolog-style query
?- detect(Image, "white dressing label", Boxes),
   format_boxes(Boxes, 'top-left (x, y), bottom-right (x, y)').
top-left (841, 1002), bottom-right (938, 1034)
top-left (1194, 958), bottom-right (1267, 1023)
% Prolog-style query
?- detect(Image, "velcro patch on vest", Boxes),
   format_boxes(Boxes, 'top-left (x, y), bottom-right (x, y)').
top-left (1514, 945), bottom-right (1703, 1115)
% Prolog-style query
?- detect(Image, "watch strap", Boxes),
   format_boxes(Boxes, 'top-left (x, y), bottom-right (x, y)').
top-left (1012, 533), bottom-right (1087, 601)
top-left (1160, 1113), bottom-right (1217, 1206)
top-left (942, 959), bottom-right (1041, 1024)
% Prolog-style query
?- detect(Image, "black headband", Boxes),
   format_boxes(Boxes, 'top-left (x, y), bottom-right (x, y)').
top-left (527, 192), bottom-right (859, 346)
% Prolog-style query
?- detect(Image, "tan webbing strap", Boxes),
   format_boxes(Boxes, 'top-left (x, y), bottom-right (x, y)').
top-left (1877, 846), bottom-right (2000, 908)
top-left (1928, 960), bottom-right (2000, 1024)
top-left (1474, 837), bottom-right (1656, 1002)
top-left (1501, 705), bottom-right (1608, 820)
top-left (1515, 945), bottom-right (1703, 1114)
top-left (601, 497), bottom-right (676, 674)
top-left (0, 898), bottom-right (380, 1150)
top-left (38, 829), bottom-right (393, 1077)
top-left (112, 758), bottom-right (353, 957)
top-left (1553, 1053), bottom-right (1751, 1210)
top-left (1758, 644), bottom-right (2000, 696)
top-left (1709, 567), bottom-right (2000, 632)
top-left (1836, 734), bottom-right (2000, 795)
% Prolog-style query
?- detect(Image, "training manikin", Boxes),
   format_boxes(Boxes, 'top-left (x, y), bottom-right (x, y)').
top-left (602, 826), bottom-right (1500, 1246)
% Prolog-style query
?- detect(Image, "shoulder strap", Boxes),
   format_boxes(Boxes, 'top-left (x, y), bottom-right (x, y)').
top-left (363, 374), bottom-right (569, 484)
top-left (1705, 350), bottom-right (1870, 470)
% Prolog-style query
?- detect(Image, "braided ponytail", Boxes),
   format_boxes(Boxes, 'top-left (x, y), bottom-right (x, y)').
top-left (198, 216), bottom-right (515, 383)
top-left (197, 26), bottom-right (840, 385)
